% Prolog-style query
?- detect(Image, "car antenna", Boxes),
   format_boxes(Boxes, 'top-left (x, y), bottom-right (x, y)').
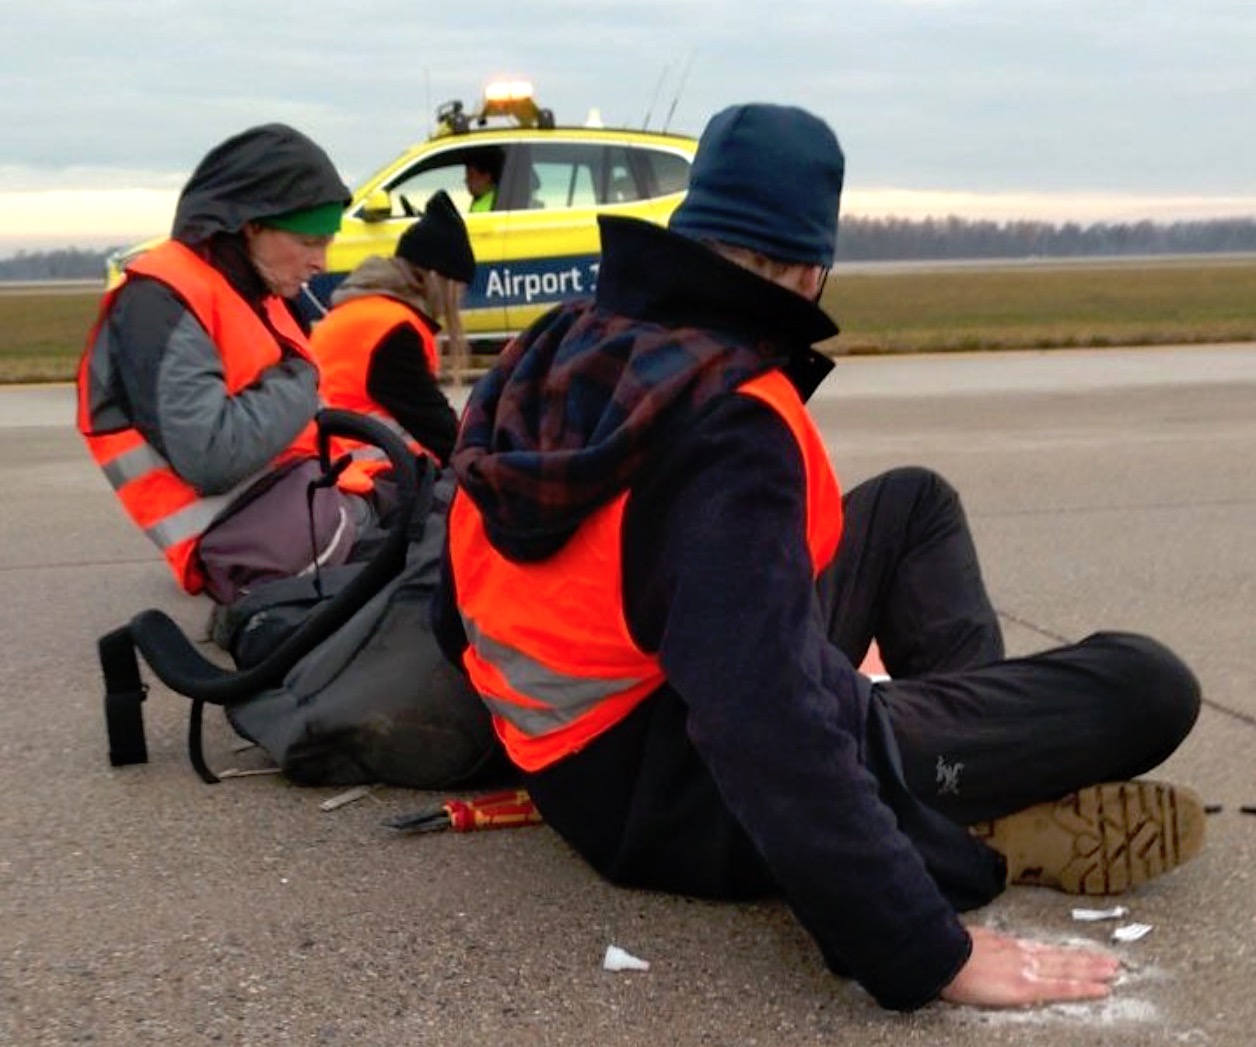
top-left (642, 62), bottom-right (671, 130)
top-left (424, 68), bottom-right (433, 137)
top-left (662, 50), bottom-right (696, 133)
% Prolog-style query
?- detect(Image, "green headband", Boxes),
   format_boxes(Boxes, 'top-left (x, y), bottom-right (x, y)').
top-left (259, 201), bottom-right (344, 236)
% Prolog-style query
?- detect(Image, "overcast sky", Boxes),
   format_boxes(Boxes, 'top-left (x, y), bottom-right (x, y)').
top-left (2, 0), bottom-right (1254, 254)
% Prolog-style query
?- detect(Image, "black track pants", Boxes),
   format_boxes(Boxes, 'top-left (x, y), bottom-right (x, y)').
top-left (821, 466), bottom-right (1201, 824)
top-left (526, 466), bottom-right (1199, 906)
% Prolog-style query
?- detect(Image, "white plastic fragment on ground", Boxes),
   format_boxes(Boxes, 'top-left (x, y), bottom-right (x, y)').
top-left (319, 784), bottom-right (376, 811)
top-left (1112, 923), bottom-right (1154, 943)
top-left (603, 944), bottom-right (650, 972)
top-left (1071, 905), bottom-right (1130, 922)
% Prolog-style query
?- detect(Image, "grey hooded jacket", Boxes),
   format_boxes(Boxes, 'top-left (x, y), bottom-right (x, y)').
top-left (90, 125), bottom-right (360, 600)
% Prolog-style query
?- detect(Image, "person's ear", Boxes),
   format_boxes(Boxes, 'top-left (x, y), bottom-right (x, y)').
top-left (813, 266), bottom-right (831, 303)
top-left (791, 265), bottom-right (827, 301)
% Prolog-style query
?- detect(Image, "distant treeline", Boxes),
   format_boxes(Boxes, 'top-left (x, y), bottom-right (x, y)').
top-left (835, 216), bottom-right (1256, 261)
top-left (0, 246), bottom-right (124, 281)
top-left (2, 216), bottom-right (1255, 279)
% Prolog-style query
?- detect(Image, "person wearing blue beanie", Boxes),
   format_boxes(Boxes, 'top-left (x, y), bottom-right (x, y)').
top-left (435, 103), bottom-right (1203, 1015)
top-left (669, 103), bottom-right (844, 267)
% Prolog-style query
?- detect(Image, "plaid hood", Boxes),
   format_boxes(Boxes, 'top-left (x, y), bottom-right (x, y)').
top-left (451, 217), bottom-right (838, 561)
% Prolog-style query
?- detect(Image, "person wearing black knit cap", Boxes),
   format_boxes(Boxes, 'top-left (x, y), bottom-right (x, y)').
top-left (310, 190), bottom-right (476, 506)
top-left (434, 103), bottom-right (1204, 1013)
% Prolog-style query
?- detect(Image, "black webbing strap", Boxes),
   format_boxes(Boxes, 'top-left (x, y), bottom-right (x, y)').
top-left (99, 625), bottom-right (148, 767)
top-left (306, 451), bottom-right (353, 599)
top-left (99, 622), bottom-right (218, 780)
top-left (188, 699), bottom-right (216, 784)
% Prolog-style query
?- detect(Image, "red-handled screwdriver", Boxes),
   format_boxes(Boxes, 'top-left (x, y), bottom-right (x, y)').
top-left (384, 788), bottom-right (543, 833)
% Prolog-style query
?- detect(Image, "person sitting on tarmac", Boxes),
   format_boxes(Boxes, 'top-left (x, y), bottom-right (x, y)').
top-left (76, 123), bottom-right (375, 606)
top-left (309, 189), bottom-right (476, 504)
top-left (433, 103), bottom-right (1205, 1013)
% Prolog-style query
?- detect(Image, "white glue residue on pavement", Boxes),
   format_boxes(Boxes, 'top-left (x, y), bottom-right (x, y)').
top-left (944, 932), bottom-right (1169, 1031)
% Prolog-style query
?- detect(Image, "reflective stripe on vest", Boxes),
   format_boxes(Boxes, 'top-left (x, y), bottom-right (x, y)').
top-left (101, 439), bottom-right (229, 544)
top-left (98, 434), bottom-right (269, 547)
top-left (449, 366), bottom-right (844, 772)
top-left (76, 240), bottom-right (319, 593)
top-left (309, 294), bottom-right (439, 494)
top-left (449, 486), bottom-right (665, 772)
top-left (462, 616), bottom-right (651, 737)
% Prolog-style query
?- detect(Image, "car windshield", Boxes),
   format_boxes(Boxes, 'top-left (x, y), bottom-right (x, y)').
top-left (380, 153), bottom-right (478, 218)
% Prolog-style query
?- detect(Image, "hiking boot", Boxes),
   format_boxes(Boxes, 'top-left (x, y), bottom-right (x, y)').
top-left (970, 780), bottom-right (1206, 895)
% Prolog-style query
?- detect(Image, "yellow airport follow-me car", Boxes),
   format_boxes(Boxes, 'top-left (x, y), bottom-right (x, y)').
top-left (109, 82), bottom-right (698, 347)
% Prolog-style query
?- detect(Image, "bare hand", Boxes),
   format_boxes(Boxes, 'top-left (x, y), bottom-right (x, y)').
top-left (940, 926), bottom-right (1121, 1009)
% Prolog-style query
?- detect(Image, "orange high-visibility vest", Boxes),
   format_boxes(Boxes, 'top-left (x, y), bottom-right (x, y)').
top-left (309, 294), bottom-right (440, 494)
top-left (449, 368), bottom-right (843, 772)
top-left (76, 240), bottom-right (320, 594)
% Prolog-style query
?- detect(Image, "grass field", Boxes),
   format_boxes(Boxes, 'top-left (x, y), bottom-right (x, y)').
top-left (0, 287), bottom-right (100, 383)
top-left (820, 255), bottom-right (1256, 355)
top-left (2, 256), bottom-right (1255, 383)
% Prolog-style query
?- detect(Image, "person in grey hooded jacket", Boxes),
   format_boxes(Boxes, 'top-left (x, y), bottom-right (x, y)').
top-left (78, 123), bottom-right (372, 603)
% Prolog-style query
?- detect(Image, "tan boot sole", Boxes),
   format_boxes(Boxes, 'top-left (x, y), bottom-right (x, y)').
top-left (970, 780), bottom-right (1206, 895)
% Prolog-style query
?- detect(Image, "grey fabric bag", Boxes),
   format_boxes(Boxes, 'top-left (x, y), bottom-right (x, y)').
top-left (222, 508), bottom-right (504, 788)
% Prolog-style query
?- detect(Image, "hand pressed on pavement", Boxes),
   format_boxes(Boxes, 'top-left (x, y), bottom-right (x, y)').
top-left (940, 926), bottom-right (1121, 1009)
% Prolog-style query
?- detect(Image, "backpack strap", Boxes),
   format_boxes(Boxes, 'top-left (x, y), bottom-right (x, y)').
top-left (99, 608), bottom-right (244, 782)
top-left (100, 625), bottom-right (148, 767)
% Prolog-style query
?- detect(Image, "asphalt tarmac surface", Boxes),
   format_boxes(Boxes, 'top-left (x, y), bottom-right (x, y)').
top-left (2, 344), bottom-right (1254, 1046)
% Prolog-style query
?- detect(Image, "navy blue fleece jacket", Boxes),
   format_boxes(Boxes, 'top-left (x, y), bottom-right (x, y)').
top-left (435, 217), bottom-right (972, 1010)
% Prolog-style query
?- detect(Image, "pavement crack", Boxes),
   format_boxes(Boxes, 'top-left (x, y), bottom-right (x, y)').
top-left (0, 557), bottom-right (153, 573)
top-left (997, 607), bottom-right (1256, 731)
top-left (981, 495), bottom-right (1256, 519)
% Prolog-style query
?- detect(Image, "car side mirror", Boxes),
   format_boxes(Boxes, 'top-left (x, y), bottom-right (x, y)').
top-left (360, 189), bottom-right (393, 223)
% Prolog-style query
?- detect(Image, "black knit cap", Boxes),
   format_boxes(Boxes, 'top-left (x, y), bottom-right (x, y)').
top-left (395, 190), bottom-right (476, 284)
top-left (669, 103), bottom-right (844, 266)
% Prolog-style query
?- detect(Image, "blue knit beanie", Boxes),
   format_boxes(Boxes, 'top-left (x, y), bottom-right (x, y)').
top-left (669, 104), bottom-right (844, 266)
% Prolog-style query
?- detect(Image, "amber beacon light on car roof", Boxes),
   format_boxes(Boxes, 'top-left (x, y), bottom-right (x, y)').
top-left (436, 80), bottom-right (556, 135)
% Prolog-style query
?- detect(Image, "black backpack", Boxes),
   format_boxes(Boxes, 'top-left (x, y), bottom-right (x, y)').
top-left (98, 410), bottom-right (504, 788)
